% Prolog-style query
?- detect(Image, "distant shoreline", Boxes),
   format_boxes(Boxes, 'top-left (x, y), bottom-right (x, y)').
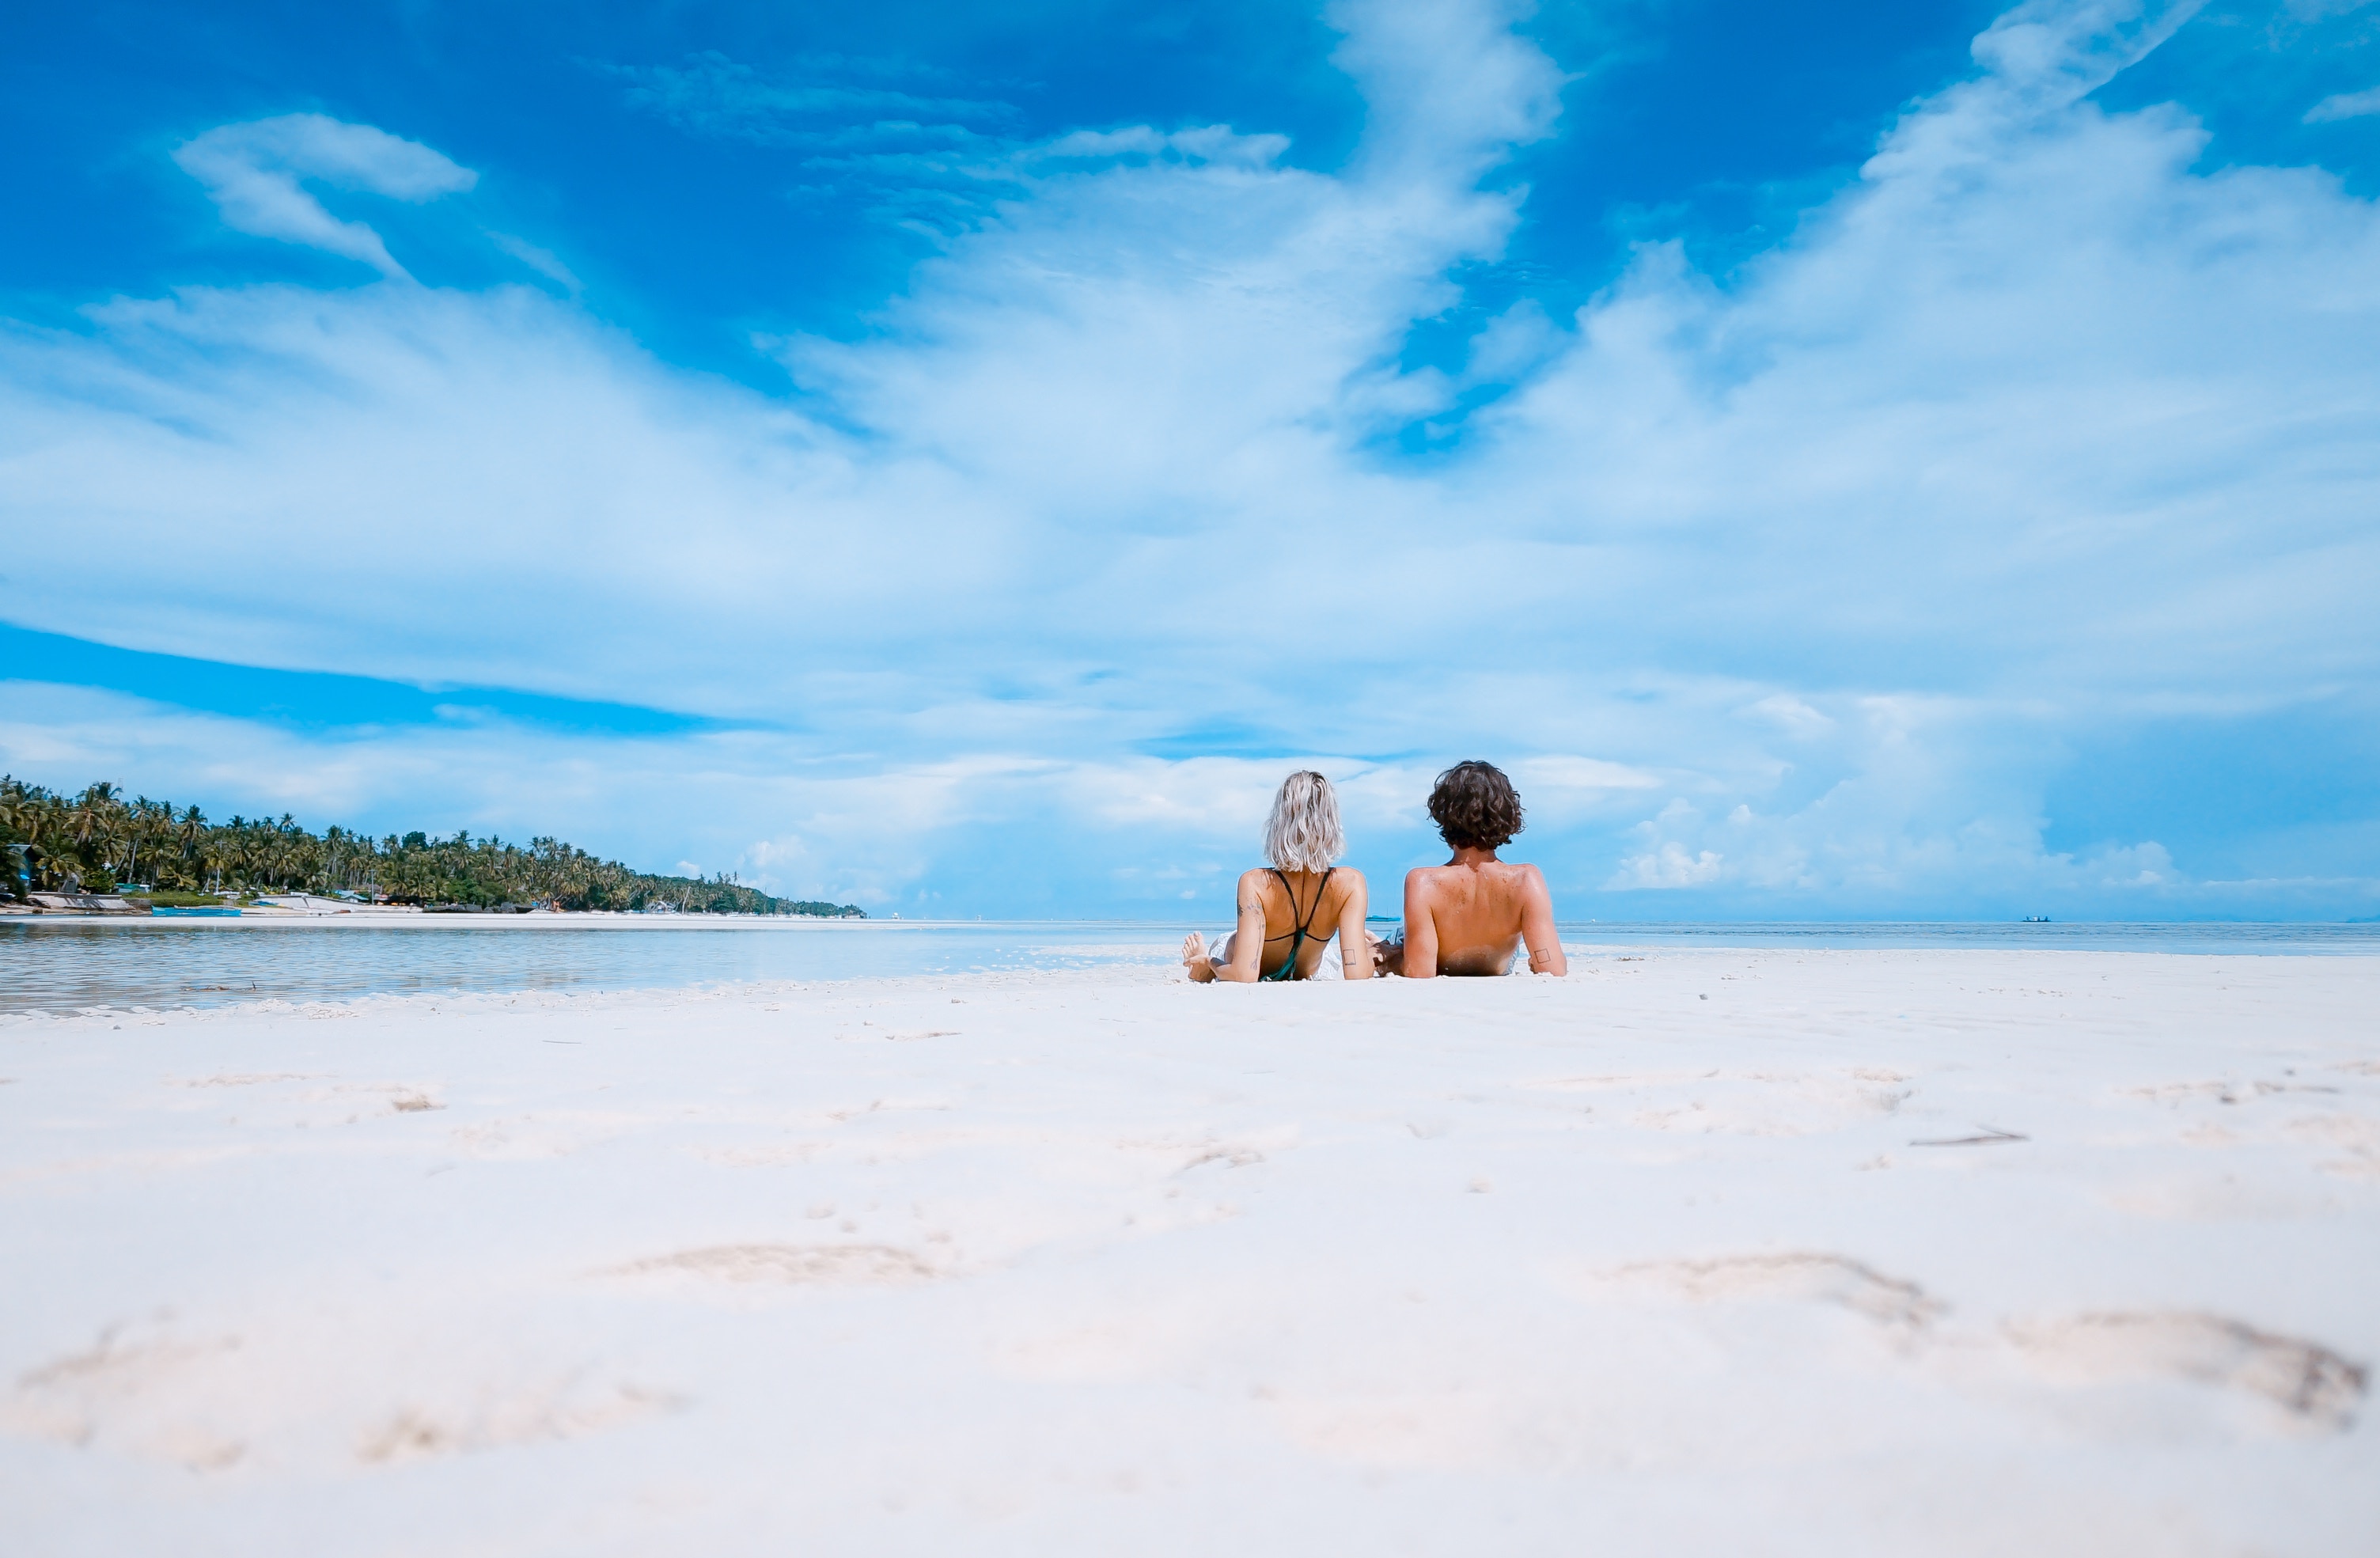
top-left (2, 775), bottom-right (865, 918)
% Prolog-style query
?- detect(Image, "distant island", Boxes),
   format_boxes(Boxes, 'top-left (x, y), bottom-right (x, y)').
top-left (0, 776), bottom-right (865, 916)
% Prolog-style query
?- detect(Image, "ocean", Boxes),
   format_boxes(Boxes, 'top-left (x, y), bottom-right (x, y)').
top-left (2, 916), bottom-right (2374, 1015)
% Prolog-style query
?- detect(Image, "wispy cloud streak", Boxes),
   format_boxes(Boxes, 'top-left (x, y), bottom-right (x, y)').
top-left (172, 114), bottom-right (476, 279)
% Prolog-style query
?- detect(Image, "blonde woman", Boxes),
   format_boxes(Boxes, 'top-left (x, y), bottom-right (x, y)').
top-left (1182, 771), bottom-right (1374, 982)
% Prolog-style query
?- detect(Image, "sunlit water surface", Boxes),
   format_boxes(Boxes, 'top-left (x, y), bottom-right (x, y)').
top-left (2, 918), bottom-right (2374, 1015)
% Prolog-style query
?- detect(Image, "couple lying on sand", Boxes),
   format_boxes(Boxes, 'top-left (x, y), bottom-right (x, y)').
top-left (1182, 760), bottom-right (1566, 982)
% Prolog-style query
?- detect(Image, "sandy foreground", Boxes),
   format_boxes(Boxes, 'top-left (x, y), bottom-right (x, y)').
top-left (1, 949), bottom-right (2375, 1555)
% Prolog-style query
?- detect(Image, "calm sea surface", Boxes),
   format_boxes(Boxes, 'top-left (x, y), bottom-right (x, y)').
top-left (1, 918), bottom-right (2374, 1015)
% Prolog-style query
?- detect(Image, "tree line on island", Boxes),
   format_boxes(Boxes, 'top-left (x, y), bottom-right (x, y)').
top-left (0, 777), bottom-right (864, 916)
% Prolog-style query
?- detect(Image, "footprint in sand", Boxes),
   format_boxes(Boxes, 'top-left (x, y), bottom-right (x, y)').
top-left (355, 1381), bottom-right (684, 1465)
top-left (2128, 1078), bottom-right (2344, 1107)
top-left (1, 1325), bottom-right (248, 1470)
top-left (1586, 1251), bottom-right (2369, 1436)
top-left (607, 1241), bottom-right (940, 1287)
top-left (2283, 1113), bottom-right (2380, 1177)
top-left (1179, 1145), bottom-right (1267, 1172)
top-left (2007, 1311), bottom-right (2367, 1432)
top-left (3, 1319), bottom-right (682, 1473)
top-left (1597, 1251), bottom-right (1946, 1335)
top-left (1532, 1071), bottom-right (1909, 1137)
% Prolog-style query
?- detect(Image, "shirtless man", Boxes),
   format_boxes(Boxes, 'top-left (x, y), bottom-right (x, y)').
top-left (1389, 760), bottom-right (1566, 978)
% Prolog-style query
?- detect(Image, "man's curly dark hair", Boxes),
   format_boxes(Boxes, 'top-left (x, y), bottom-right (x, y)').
top-left (1427, 760), bottom-right (1524, 851)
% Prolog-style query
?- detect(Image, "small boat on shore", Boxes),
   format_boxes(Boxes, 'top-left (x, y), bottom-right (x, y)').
top-left (26, 893), bottom-right (149, 915)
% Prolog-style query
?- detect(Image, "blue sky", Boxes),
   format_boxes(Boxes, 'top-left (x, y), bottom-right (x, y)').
top-left (6, 0), bottom-right (2380, 918)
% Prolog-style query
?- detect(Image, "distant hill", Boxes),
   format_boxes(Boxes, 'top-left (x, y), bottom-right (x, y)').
top-left (0, 776), bottom-right (865, 917)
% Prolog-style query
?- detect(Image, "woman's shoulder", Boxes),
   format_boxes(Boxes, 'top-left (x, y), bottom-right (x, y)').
top-left (1237, 865), bottom-right (1363, 893)
top-left (1241, 864), bottom-right (1363, 885)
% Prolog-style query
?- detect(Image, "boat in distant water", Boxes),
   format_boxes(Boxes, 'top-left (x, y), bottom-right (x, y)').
top-left (153, 907), bottom-right (241, 917)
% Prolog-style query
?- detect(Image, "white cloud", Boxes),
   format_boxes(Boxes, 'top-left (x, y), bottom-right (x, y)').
top-left (171, 113), bottom-right (476, 279)
top-left (597, 51), bottom-right (1014, 146)
top-left (487, 232), bottom-right (582, 295)
top-left (9, 0), bottom-right (2380, 912)
top-left (1611, 798), bottom-right (1729, 889)
top-left (1743, 696), bottom-right (1836, 739)
top-left (2306, 84), bottom-right (2380, 122)
top-left (2086, 840), bottom-right (2178, 886)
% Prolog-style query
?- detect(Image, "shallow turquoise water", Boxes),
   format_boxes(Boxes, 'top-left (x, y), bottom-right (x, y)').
top-left (0, 919), bottom-right (1186, 1014)
top-left (1, 918), bottom-right (2373, 1014)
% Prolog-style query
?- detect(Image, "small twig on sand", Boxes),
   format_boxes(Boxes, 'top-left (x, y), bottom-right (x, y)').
top-left (1908, 1126), bottom-right (2029, 1147)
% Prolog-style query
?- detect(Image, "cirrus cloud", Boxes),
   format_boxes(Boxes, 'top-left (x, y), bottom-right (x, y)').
top-left (171, 112), bottom-right (477, 279)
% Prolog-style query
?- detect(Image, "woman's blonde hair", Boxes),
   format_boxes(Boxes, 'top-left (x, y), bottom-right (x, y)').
top-left (1263, 771), bottom-right (1343, 874)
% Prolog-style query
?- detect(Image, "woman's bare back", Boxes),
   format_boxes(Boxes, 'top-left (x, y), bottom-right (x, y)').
top-left (1247, 868), bottom-right (1359, 977)
top-left (1183, 866), bottom-right (1371, 981)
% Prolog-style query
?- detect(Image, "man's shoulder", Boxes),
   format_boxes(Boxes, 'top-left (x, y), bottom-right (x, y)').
top-left (1403, 864), bottom-right (1457, 897)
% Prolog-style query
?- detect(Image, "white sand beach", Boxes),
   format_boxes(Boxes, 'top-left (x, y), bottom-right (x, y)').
top-left (2, 949), bottom-right (2375, 1554)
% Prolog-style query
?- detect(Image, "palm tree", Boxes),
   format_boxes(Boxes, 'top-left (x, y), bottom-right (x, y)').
top-left (0, 780), bottom-right (30, 844)
top-left (25, 793), bottom-right (65, 889)
top-left (0, 783), bottom-right (28, 895)
top-left (59, 786), bottom-right (116, 889)
top-left (172, 804), bottom-right (207, 888)
top-left (116, 795), bottom-right (162, 885)
top-left (70, 783), bottom-right (116, 847)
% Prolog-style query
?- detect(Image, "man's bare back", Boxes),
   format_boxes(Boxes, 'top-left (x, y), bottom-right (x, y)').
top-left (1389, 759), bottom-right (1567, 979)
top-left (1399, 848), bottom-right (1566, 977)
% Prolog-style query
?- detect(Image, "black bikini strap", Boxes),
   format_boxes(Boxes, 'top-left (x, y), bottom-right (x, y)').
top-left (1269, 866), bottom-right (1333, 936)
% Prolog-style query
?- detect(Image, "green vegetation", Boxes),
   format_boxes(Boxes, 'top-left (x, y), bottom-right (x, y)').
top-left (0, 777), bottom-right (864, 916)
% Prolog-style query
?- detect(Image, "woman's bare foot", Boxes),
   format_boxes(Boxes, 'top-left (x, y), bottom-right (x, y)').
top-left (1181, 932), bottom-right (1215, 982)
